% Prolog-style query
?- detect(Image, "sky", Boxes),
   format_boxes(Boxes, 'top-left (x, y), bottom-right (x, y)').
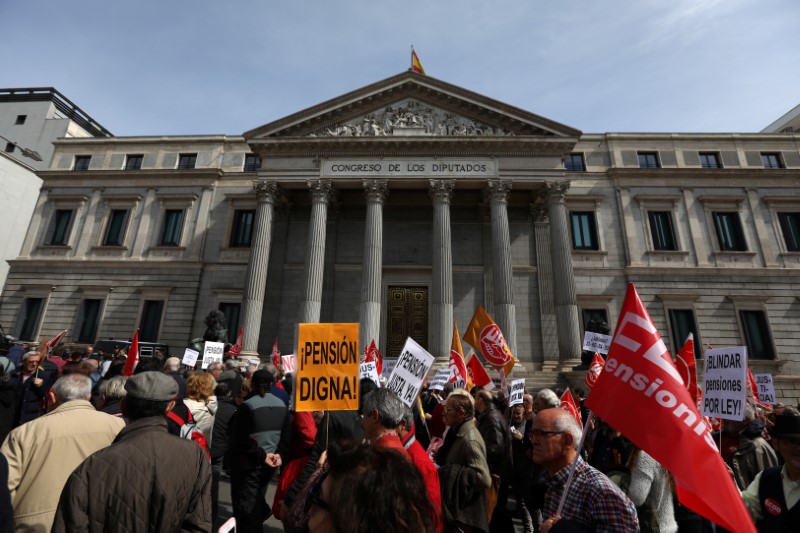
top-left (3, 0), bottom-right (799, 137)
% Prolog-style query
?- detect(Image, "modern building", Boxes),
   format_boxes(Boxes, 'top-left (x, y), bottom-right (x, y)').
top-left (1, 73), bottom-right (798, 402)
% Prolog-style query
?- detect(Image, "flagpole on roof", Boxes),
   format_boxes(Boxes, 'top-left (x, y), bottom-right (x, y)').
top-left (410, 45), bottom-right (413, 71)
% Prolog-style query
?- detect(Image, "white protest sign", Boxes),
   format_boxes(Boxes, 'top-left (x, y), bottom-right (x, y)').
top-left (385, 338), bottom-right (435, 407)
top-left (359, 361), bottom-right (381, 387)
top-left (282, 354), bottom-right (296, 373)
top-left (201, 341), bottom-right (225, 370)
top-left (381, 358), bottom-right (397, 378)
top-left (754, 373), bottom-right (776, 405)
top-left (182, 348), bottom-right (199, 368)
top-left (582, 331), bottom-right (613, 355)
top-left (701, 346), bottom-right (747, 421)
top-left (509, 379), bottom-right (525, 406)
top-left (246, 358), bottom-right (260, 368)
top-left (429, 368), bottom-right (452, 391)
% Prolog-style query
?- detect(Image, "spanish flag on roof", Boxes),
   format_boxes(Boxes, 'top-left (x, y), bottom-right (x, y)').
top-left (411, 47), bottom-right (426, 75)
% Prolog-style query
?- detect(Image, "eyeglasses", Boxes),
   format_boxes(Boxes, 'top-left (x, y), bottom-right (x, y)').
top-left (305, 472), bottom-right (331, 514)
top-left (530, 429), bottom-right (565, 438)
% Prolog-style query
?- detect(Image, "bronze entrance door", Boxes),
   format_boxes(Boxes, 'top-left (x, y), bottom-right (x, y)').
top-left (386, 286), bottom-right (429, 357)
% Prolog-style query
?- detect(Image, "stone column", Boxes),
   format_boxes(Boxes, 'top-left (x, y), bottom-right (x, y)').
top-left (359, 180), bottom-right (388, 353)
top-left (532, 203), bottom-right (559, 366)
top-left (546, 181), bottom-right (582, 363)
top-left (430, 180), bottom-right (454, 362)
top-left (298, 180), bottom-right (333, 324)
top-left (487, 180), bottom-right (517, 356)
top-left (241, 180), bottom-right (278, 356)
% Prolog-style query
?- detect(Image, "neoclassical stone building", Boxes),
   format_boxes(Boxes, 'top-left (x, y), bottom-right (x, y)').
top-left (2, 72), bottom-right (799, 401)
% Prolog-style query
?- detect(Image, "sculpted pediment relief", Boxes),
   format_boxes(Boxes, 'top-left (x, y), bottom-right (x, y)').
top-left (309, 99), bottom-right (514, 138)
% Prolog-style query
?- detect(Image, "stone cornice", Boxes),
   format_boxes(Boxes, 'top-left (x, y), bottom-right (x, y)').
top-left (37, 168), bottom-right (224, 187)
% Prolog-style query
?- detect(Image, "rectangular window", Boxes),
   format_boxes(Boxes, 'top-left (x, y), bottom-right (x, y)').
top-left (124, 154), bottom-right (143, 170)
top-left (139, 300), bottom-right (164, 342)
top-left (740, 310), bottom-right (775, 359)
top-left (570, 212), bottom-right (599, 250)
top-left (564, 153), bottom-right (586, 172)
top-left (103, 209), bottom-right (130, 246)
top-left (49, 209), bottom-right (74, 245)
top-left (218, 302), bottom-right (241, 341)
top-left (15, 115), bottom-right (26, 125)
top-left (243, 154), bottom-right (262, 172)
top-left (160, 209), bottom-right (185, 246)
top-left (761, 153), bottom-right (783, 169)
top-left (76, 299), bottom-right (103, 343)
top-left (17, 298), bottom-right (44, 340)
top-left (73, 155), bottom-right (91, 171)
top-left (713, 211), bottom-right (746, 251)
top-left (638, 152), bottom-right (660, 168)
top-left (177, 153), bottom-right (197, 170)
top-left (230, 209), bottom-right (255, 247)
top-left (669, 309), bottom-right (700, 357)
top-left (648, 211), bottom-right (677, 250)
top-left (778, 212), bottom-right (800, 252)
top-left (699, 152), bottom-right (721, 169)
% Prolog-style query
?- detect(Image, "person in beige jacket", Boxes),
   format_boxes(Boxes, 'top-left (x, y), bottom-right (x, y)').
top-left (1, 373), bottom-right (124, 532)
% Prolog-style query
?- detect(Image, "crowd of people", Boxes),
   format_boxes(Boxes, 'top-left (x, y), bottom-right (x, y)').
top-left (0, 341), bottom-right (799, 532)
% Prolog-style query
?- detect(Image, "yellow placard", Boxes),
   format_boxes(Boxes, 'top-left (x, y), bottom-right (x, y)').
top-left (295, 323), bottom-right (360, 412)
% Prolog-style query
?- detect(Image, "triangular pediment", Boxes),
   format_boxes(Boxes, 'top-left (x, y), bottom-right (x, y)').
top-left (244, 72), bottom-right (581, 140)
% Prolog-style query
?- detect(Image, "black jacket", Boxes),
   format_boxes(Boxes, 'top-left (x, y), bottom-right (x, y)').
top-left (476, 403), bottom-right (511, 475)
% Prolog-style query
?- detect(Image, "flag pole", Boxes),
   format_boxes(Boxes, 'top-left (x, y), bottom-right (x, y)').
top-left (410, 45), bottom-right (413, 70)
top-left (555, 413), bottom-right (595, 517)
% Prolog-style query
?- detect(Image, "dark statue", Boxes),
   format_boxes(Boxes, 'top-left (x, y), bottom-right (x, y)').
top-left (187, 310), bottom-right (229, 355)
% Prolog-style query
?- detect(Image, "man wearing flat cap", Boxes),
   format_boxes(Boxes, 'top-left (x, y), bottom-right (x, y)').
top-left (741, 413), bottom-right (800, 532)
top-left (52, 371), bottom-right (212, 532)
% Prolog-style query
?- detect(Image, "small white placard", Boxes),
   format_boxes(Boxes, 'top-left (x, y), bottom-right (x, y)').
top-left (582, 331), bottom-right (613, 355)
top-left (509, 379), bottom-right (525, 406)
top-left (359, 361), bottom-right (381, 387)
top-left (429, 368), bottom-right (452, 391)
top-left (754, 373), bottom-right (776, 405)
top-left (181, 348), bottom-right (199, 368)
top-left (385, 338), bottom-right (435, 408)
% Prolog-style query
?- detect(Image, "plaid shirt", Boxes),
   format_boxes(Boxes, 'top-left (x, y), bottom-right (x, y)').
top-left (543, 455), bottom-right (639, 532)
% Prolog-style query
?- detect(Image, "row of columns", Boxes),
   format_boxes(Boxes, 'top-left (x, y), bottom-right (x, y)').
top-left (239, 178), bottom-right (582, 363)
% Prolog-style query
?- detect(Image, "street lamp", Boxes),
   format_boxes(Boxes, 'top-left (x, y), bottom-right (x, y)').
top-left (0, 134), bottom-right (42, 162)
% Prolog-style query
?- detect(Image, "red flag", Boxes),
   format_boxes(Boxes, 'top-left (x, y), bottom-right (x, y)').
top-left (675, 334), bottom-right (698, 405)
top-left (584, 353), bottom-right (605, 390)
top-left (364, 340), bottom-right (384, 375)
top-left (465, 353), bottom-right (493, 390)
top-left (46, 329), bottom-right (68, 351)
top-left (226, 326), bottom-right (243, 357)
top-left (122, 330), bottom-right (139, 377)
top-left (560, 388), bottom-right (582, 425)
top-left (449, 323), bottom-right (468, 389)
top-left (585, 284), bottom-right (755, 533)
top-left (271, 338), bottom-right (281, 368)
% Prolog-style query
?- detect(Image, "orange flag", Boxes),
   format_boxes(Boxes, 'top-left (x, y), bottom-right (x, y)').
top-left (463, 304), bottom-right (515, 375)
top-left (465, 353), bottom-right (493, 390)
top-left (560, 388), bottom-right (582, 425)
top-left (449, 323), bottom-right (468, 389)
top-left (411, 48), bottom-right (426, 75)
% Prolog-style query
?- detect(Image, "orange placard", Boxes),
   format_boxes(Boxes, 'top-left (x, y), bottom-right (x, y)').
top-left (295, 323), bottom-right (360, 412)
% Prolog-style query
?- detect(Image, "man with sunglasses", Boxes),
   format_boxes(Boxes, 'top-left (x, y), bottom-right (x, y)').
top-left (533, 408), bottom-right (638, 533)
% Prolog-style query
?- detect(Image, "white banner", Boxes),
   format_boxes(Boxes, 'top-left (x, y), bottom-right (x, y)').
top-left (582, 331), bottom-right (613, 355)
top-left (385, 338), bottom-right (435, 407)
top-left (509, 379), bottom-right (525, 406)
top-left (359, 361), bottom-right (381, 387)
top-left (181, 348), bottom-right (199, 368)
top-left (429, 368), bottom-right (452, 391)
top-left (381, 358), bottom-right (397, 379)
top-left (701, 346), bottom-right (747, 421)
top-left (754, 373), bottom-right (776, 405)
top-left (201, 341), bottom-right (225, 370)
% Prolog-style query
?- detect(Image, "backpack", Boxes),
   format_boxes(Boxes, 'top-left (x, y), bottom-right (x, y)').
top-left (167, 409), bottom-right (210, 459)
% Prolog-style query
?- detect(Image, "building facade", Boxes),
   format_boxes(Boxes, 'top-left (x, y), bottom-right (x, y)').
top-left (1, 73), bottom-right (798, 401)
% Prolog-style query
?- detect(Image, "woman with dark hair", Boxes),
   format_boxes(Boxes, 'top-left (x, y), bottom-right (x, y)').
top-left (307, 443), bottom-right (436, 533)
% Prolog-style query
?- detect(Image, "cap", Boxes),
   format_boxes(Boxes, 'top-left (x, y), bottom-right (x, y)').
top-left (125, 371), bottom-right (179, 401)
top-left (773, 414), bottom-right (800, 439)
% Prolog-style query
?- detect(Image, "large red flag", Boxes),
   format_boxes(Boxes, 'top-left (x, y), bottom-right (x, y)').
top-left (465, 353), bottom-right (493, 390)
top-left (46, 329), bottom-right (68, 351)
top-left (584, 353), bottom-right (605, 390)
top-left (585, 284), bottom-right (755, 533)
top-left (364, 340), bottom-right (384, 375)
top-left (675, 334), bottom-right (698, 405)
top-left (560, 388), bottom-right (582, 426)
top-left (271, 338), bottom-right (281, 368)
top-left (226, 326), bottom-right (243, 357)
top-left (122, 330), bottom-right (139, 377)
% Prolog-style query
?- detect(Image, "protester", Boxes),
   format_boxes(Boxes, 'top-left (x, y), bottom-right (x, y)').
top-left (0, 451), bottom-right (12, 533)
top-left (475, 389), bottom-right (513, 531)
top-left (522, 393), bottom-right (535, 422)
top-left (2, 374), bottom-right (125, 531)
top-left (96, 375), bottom-right (128, 418)
top-left (228, 368), bottom-right (290, 531)
top-left (720, 403), bottom-right (778, 490)
top-left (509, 403), bottom-right (535, 533)
top-left (437, 388), bottom-right (492, 532)
top-left (184, 372), bottom-right (218, 445)
top-left (533, 408), bottom-right (638, 533)
top-left (219, 358), bottom-right (243, 401)
top-left (52, 371), bottom-right (212, 532)
top-left (741, 413), bottom-right (800, 531)
top-left (164, 356), bottom-right (187, 399)
top-left (273, 409), bottom-right (320, 521)
top-left (534, 389), bottom-right (560, 413)
top-left (427, 382), bottom-right (453, 442)
top-left (398, 406), bottom-right (443, 531)
top-left (307, 443), bottom-right (436, 533)
top-left (210, 381), bottom-right (237, 526)
top-left (9, 350), bottom-right (54, 426)
top-left (206, 360), bottom-right (223, 381)
top-left (0, 363), bottom-right (15, 444)
top-left (623, 445), bottom-right (678, 532)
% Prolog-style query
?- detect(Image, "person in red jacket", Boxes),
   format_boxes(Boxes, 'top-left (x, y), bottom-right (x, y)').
top-left (399, 406), bottom-right (443, 532)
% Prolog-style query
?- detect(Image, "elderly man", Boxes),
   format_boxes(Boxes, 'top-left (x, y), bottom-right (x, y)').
top-left (164, 356), bottom-right (187, 399)
top-left (741, 413), bottom-right (800, 531)
top-left (534, 408), bottom-right (638, 533)
top-left (52, 371), bottom-right (212, 532)
top-left (2, 373), bottom-right (125, 532)
top-left (475, 389), bottom-right (512, 532)
top-left (721, 403), bottom-right (778, 490)
top-left (10, 350), bottom-right (55, 426)
top-left (206, 361), bottom-right (223, 381)
top-left (437, 388), bottom-right (492, 532)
